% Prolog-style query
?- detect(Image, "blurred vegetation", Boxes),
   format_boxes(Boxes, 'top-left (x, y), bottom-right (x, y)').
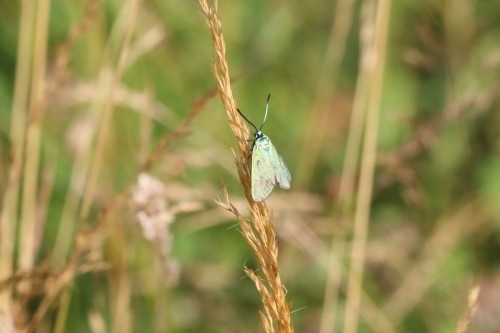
top-left (0, 0), bottom-right (499, 332)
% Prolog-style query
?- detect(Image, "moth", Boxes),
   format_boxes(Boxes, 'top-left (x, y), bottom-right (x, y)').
top-left (237, 94), bottom-right (291, 202)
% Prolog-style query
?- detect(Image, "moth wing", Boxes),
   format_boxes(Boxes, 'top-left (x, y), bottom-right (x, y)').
top-left (278, 155), bottom-right (291, 189)
top-left (251, 141), bottom-right (276, 202)
top-left (269, 143), bottom-right (291, 190)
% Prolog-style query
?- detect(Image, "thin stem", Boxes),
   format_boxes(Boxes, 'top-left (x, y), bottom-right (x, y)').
top-left (199, 1), bottom-right (294, 332)
top-left (0, 0), bottom-right (35, 317)
top-left (343, 0), bottom-right (391, 332)
top-left (19, 0), bottom-right (51, 281)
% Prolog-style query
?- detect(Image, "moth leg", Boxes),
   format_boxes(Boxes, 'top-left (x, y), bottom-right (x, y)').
top-left (246, 140), bottom-right (256, 159)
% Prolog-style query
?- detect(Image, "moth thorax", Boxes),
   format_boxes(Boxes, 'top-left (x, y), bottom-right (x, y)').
top-left (254, 133), bottom-right (271, 151)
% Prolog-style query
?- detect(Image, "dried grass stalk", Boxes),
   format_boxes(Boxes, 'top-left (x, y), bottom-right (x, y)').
top-left (199, 1), bottom-right (294, 332)
top-left (455, 284), bottom-right (480, 333)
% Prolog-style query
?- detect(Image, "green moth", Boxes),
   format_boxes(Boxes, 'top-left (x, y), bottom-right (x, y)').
top-left (237, 94), bottom-right (291, 202)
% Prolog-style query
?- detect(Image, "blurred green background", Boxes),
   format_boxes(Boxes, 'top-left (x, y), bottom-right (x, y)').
top-left (1, 0), bottom-right (500, 332)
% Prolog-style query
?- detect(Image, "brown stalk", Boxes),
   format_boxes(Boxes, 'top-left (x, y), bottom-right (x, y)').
top-left (199, 1), bottom-right (294, 332)
top-left (383, 200), bottom-right (488, 324)
top-left (343, 0), bottom-right (391, 333)
top-left (142, 87), bottom-right (218, 171)
top-left (455, 284), bottom-right (480, 333)
top-left (79, 0), bottom-right (142, 222)
top-left (18, 0), bottom-right (50, 289)
top-left (319, 0), bottom-right (372, 332)
top-left (52, 0), bottom-right (140, 331)
top-left (376, 81), bottom-right (500, 190)
top-left (0, 0), bottom-right (36, 320)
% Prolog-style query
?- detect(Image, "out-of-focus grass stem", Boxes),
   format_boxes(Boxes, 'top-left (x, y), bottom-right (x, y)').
top-left (343, 0), bottom-right (391, 333)
top-left (0, 0), bottom-right (35, 320)
top-left (18, 0), bottom-right (51, 288)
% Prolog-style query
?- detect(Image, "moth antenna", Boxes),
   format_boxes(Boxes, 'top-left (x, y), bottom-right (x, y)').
top-left (237, 108), bottom-right (258, 132)
top-left (259, 93), bottom-right (271, 131)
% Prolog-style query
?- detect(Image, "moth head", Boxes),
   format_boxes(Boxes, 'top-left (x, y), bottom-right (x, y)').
top-left (237, 94), bottom-right (272, 137)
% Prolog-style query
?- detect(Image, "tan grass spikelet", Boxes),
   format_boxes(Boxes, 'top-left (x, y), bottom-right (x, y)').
top-left (199, 0), bottom-right (294, 332)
